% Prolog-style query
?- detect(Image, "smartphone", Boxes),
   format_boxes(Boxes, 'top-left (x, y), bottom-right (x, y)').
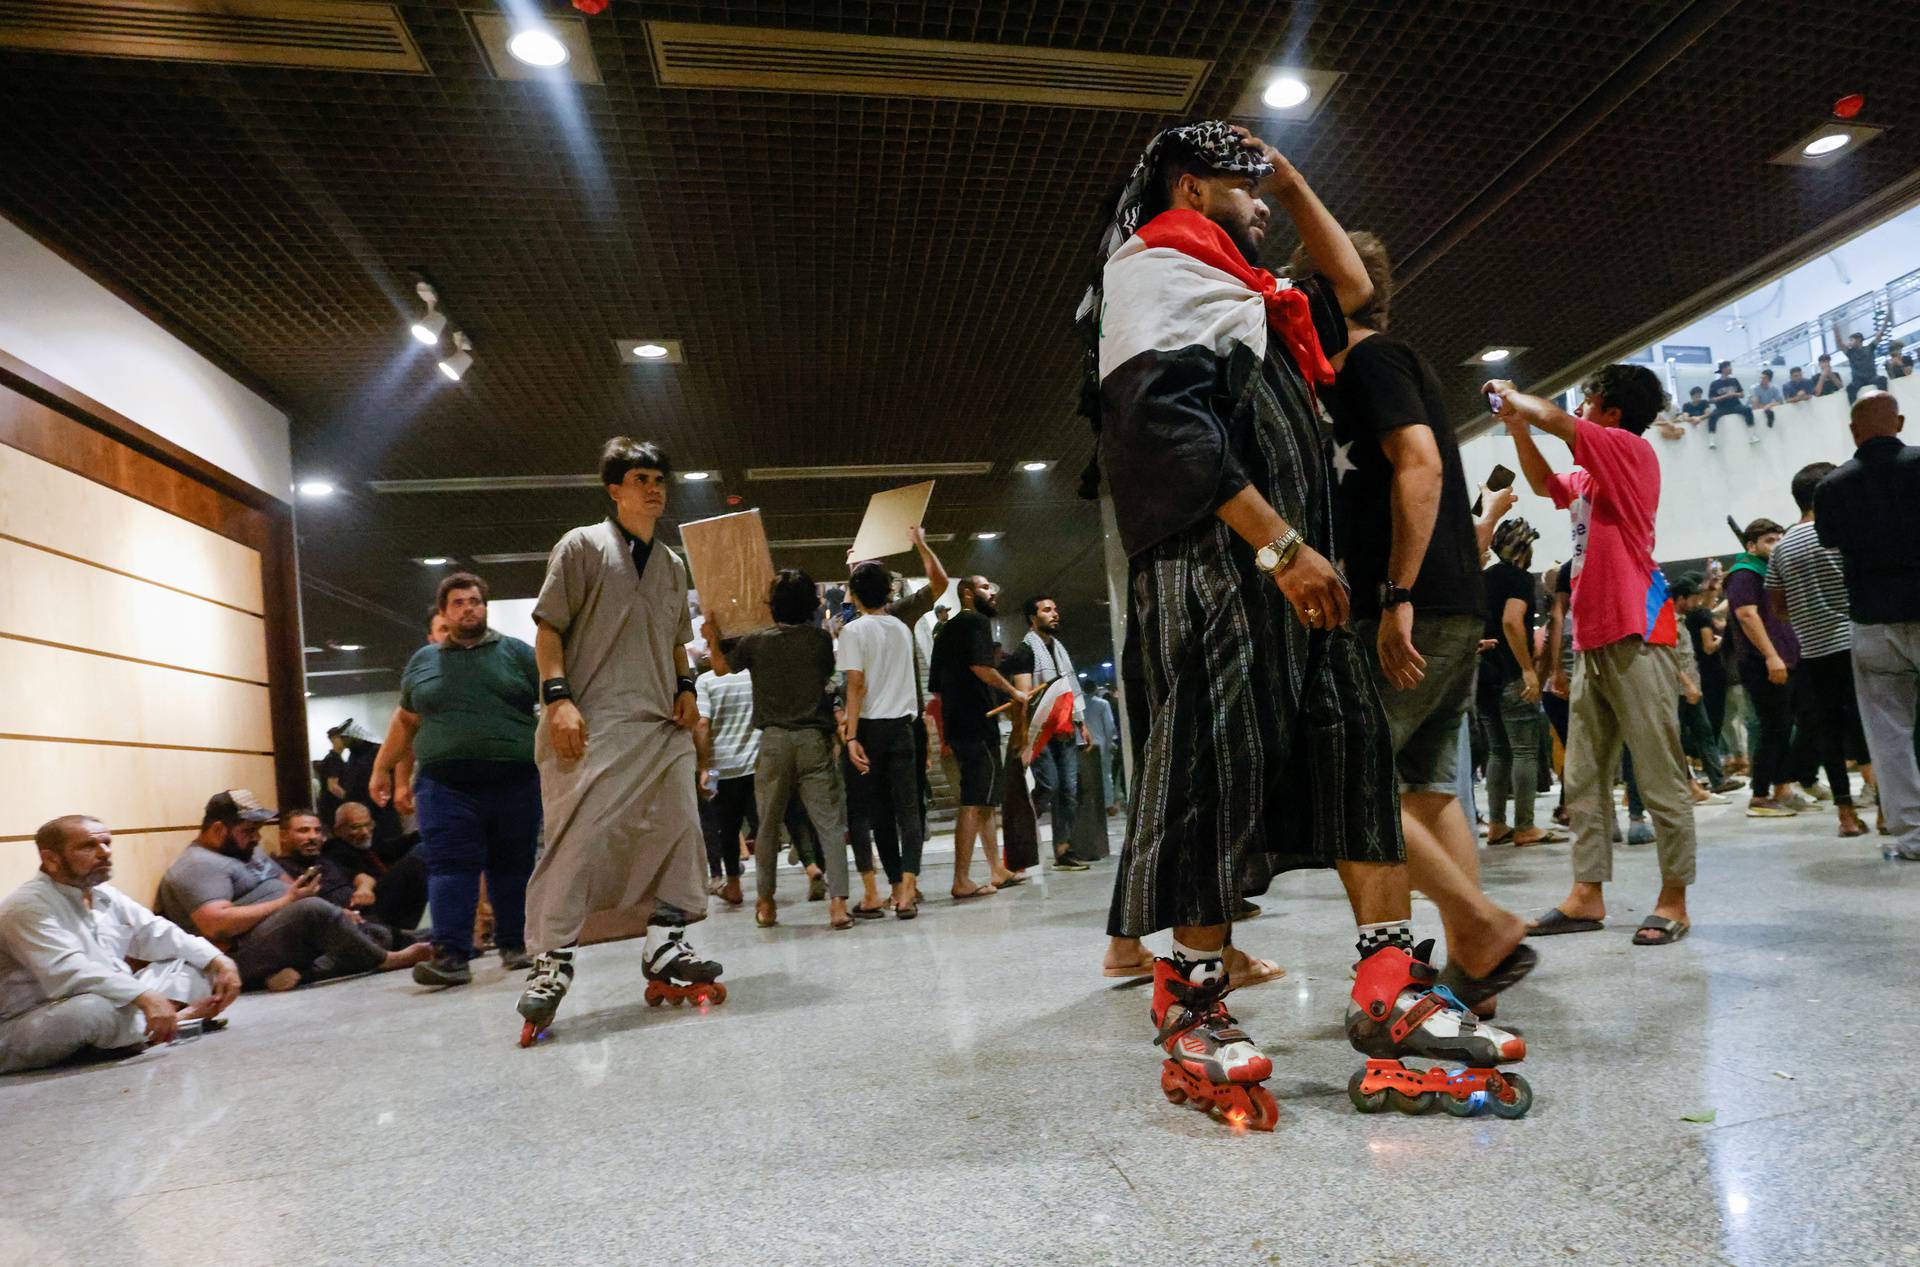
top-left (1486, 464), bottom-right (1516, 492)
top-left (1486, 391), bottom-right (1504, 413)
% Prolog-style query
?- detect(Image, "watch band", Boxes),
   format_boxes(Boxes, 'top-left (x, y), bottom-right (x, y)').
top-left (541, 677), bottom-right (572, 704)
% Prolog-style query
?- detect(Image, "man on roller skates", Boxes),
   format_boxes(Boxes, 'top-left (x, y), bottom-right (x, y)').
top-left (1080, 122), bottom-right (1533, 1130)
top-left (516, 438), bottom-right (726, 1046)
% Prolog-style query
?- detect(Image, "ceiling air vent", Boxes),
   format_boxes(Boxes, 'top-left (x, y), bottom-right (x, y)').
top-left (0, 0), bottom-right (428, 74)
top-left (646, 21), bottom-right (1208, 112)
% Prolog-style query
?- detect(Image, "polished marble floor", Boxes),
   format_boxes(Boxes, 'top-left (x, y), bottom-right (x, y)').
top-left (3, 795), bottom-right (1915, 1267)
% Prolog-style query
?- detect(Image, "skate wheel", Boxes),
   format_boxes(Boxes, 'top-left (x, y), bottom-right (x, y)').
top-left (1439, 1089), bottom-right (1483, 1117)
top-left (1347, 1068), bottom-right (1389, 1114)
top-left (1243, 1084), bottom-right (1279, 1132)
top-left (1387, 1088), bottom-right (1435, 1115)
top-left (701, 983), bottom-right (727, 1005)
top-left (1488, 1071), bottom-right (1532, 1119)
top-left (518, 1021), bottom-right (540, 1048)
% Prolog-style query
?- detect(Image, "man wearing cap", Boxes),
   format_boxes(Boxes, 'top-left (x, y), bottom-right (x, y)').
top-left (1, 815), bottom-right (241, 1073)
top-left (157, 790), bottom-right (430, 991)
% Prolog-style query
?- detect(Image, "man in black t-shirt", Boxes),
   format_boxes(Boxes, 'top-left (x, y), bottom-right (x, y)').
top-left (1680, 387), bottom-right (1710, 423)
top-left (1707, 361), bottom-right (1755, 448)
top-left (1309, 230), bottom-right (1534, 1011)
top-left (1480, 520), bottom-right (1550, 845)
top-left (930, 574), bottom-right (1026, 892)
top-left (1811, 355), bottom-right (1847, 398)
top-left (1835, 323), bottom-right (1890, 402)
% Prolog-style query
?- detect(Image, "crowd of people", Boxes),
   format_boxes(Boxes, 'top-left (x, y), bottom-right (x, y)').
top-left (3, 123), bottom-right (1916, 1142)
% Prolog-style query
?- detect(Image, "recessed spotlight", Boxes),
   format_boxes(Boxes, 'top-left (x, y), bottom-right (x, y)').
top-left (296, 480), bottom-right (336, 498)
top-left (1802, 133), bottom-right (1850, 157)
top-left (635, 343), bottom-right (669, 359)
top-left (615, 338), bottom-right (685, 365)
top-left (680, 471), bottom-right (712, 482)
top-left (506, 26), bottom-right (569, 68)
top-left (1019, 460), bottom-right (1051, 473)
top-left (1263, 76), bottom-right (1310, 109)
top-left (438, 332), bottom-right (473, 382)
top-left (416, 556), bottom-right (452, 566)
top-left (1769, 120), bottom-right (1884, 168)
top-left (336, 643), bottom-right (365, 652)
top-left (973, 531), bottom-right (1002, 541)
top-left (1463, 344), bottom-right (1528, 368)
top-left (1481, 348), bottom-right (1511, 364)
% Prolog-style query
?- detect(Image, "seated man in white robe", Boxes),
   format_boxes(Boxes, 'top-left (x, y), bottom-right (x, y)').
top-left (0, 816), bottom-right (240, 1074)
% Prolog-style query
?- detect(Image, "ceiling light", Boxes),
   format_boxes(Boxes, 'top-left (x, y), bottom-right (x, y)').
top-left (680, 470), bottom-right (712, 481)
top-left (336, 643), bottom-right (365, 652)
top-left (973, 531), bottom-right (1002, 541)
top-left (615, 338), bottom-right (686, 364)
top-left (1262, 76), bottom-right (1310, 109)
top-left (1802, 133), bottom-right (1850, 157)
top-left (1019, 460), bottom-right (1050, 473)
top-left (1463, 344), bottom-right (1528, 367)
top-left (1480, 348), bottom-right (1511, 364)
top-left (296, 480), bottom-right (336, 498)
top-left (410, 309), bottom-right (445, 346)
top-left (437, 332), bottom-right (473, 382)
top-left (1102, 660), bottom-right (1114, 668)
top-left (416, 556), bottom-right (452, 566)
top-left (635, 343), bottom-right (669, 359)
top-left (506, 26), bottom-right (569, 68)
top-left (1769, 120), bottom-right (1885, 168)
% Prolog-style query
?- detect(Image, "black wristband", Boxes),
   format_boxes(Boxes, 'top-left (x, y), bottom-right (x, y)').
top-left (542, 677), bottom-right (572, 704)
top-left (676, 675), bottom-right (697, 697)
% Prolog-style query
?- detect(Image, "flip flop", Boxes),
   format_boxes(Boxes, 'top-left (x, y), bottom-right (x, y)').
top-left (1633, 915), bottom-right (1689, 946)
top-left (950, 884), bottom-right (997, 901)
top-left (1484, 828), bottom-right (1515, 846)
top-left (1435, 943), bottom-right (1538, 1009)
top-left (1223, 953), bottom-right (1286, 992)
top-left (849, 902), bottom-right (886, 921)
top-left (1527, 908), bottom-right (1604, 936)
top-left (1511, 829), bottom-right (1566, 846)
top-left (992, 874), bottom-right (1029, 888)
top-left (1102, 957), bottom-right (1155, 979)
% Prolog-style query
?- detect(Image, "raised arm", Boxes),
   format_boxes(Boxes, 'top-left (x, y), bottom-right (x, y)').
top-left (909, 524), bottom-right (949, 598)
top-left (1235, 128), bottom-right (1369, 313)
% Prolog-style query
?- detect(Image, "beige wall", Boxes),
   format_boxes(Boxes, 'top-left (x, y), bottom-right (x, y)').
top-left (0, 441), bottom-right (274, 905)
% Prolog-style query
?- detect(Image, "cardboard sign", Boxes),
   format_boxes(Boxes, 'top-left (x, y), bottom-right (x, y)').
top-left (680, 509), bottom-right (775, 638)
top-left (845, 480), bottom-right (934, 564)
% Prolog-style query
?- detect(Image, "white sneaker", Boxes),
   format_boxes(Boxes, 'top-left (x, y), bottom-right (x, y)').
top-left (1749, 431), bottom-right (1761, 445)
top-left (1783, 791), bottom-right (1819, 812)
top-left (1694, 792), bottom-right (1731, 806)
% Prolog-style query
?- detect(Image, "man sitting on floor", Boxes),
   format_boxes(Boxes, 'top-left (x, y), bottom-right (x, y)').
top-left (158, 790), bottom-right (430, 991)
top-left (0, 816), bottom-right (240, 1073)
top-left (275, 807), bottom-right (424, 945)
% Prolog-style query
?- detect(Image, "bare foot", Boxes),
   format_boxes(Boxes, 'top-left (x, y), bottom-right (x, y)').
top-left (384, 943), bottom-right (435, 972)
top-left (1838, 806), bottom-right (1867, 837)
top-left (265, 967), bottom-right (301, 992)
top-left (720, 876), bottom-right (743, 906)
top-left (1222, 945), bottom-right (1285, 988)
top-left (1102, 937), bottom-right (1153, 975)
top-left (829, 897), bottom-right (852, 929)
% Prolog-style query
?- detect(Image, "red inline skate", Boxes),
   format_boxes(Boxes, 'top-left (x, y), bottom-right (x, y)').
top-left (1151, 958), bottom-right (1278, 1132)
top-left (1345, 946), bottom-right (1531, 1118)
top-left (641, 928), bottom-right (727, 1008)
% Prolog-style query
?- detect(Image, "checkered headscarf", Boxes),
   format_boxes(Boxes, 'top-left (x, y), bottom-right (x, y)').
top-left (1073, 122), bottom-right (1273, 496)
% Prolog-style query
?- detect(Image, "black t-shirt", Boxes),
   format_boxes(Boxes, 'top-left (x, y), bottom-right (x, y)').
top-left (1814, 370), bottom-right (1844, 396)
top-left (1685, 608), bottom-right (1726, 691)
top-left (1482, 561), bottom-right (1536, 684)
top-left (1681, 399), bottom-right (1710, 418)
top-left (1709, 376), bottom-right (1743, 410)
top-left (931, 610), bottom-right (1000, 742)
top-left (1320, 334), bottom-right (1483, 620)
top-left (1843, 343), bottom-right (1878, 385)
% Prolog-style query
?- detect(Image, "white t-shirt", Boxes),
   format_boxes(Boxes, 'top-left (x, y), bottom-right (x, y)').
top-left (836, 612), bottom-right (918, 721)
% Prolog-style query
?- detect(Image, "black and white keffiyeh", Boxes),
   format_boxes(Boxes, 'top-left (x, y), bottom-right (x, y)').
top-left (1074, 122), bottom-right (1273, 495)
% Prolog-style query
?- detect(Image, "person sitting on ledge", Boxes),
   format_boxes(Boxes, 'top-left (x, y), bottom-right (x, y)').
top-left (0, 815), bottom-right (240, 1074)
top-left (158, 790), bottom-right (430, 992)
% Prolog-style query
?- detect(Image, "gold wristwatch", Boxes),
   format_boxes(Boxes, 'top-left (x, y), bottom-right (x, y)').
top-left (1255, 529), bottom-right (1302, 576)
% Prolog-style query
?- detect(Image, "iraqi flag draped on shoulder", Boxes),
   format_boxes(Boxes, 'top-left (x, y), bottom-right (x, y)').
top-left (1094, 208), bottom-right (1334, 558)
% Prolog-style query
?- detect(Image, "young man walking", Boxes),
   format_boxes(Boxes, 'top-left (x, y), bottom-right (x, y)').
top-left (1085, 121), bottom-right (1529, 1130)
top-left (514, 439), bottom-right (726, 1044)
top-left (1008, 595), bottom-right (1090, 870)
top-left (1489, 367), bottom-right (1698, 945)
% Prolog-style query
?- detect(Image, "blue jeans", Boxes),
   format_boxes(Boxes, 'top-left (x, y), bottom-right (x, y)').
top-left (415, 767), bottom-right (541, 960)
top-left (1029, 735), bottom-right (1080, 853)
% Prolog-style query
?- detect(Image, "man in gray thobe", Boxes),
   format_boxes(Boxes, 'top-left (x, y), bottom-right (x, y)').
top-left (516, 438), bottom-right (724, 1035)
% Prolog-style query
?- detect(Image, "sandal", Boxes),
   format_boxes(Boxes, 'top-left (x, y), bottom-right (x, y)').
top-left (894, 900), bottom-right (918, 921)
top-left (1484, 828), bottom-right (1515, 846)
top-left (1633, 915), bottom-right (1689, 946)
top-left (1222, 951), bottom-right (1286, 992)
top-left (1526, 908), bottom-right (1604, 936)
top-left (850, 901), bottom-right (887, 921)
top-left (1435, 944), bottom-right (1538, 1009)
top-left (1511, 828), bottom-right (1566, 847)
top-left (950, 884), bottom-right (997, 901)
top-left (1101, 955), bottom-right (1155, 979)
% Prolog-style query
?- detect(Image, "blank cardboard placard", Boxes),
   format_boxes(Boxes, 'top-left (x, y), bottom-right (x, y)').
top-left (680, 509), bottom-right (775, 638)
top-left (846, 480), bottom-right (934, 564)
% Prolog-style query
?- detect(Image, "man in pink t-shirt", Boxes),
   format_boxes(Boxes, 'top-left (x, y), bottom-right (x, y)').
top-left (1487, 366), bottom-right (1697, 947)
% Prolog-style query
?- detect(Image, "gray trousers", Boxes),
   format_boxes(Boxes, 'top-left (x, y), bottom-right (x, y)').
top-left (1852, 621), bottom-right (1920, 854)
top-left (1565, 638), bottom-right (1698, 886)
top-left (1486, 677), bottom-right (1541, 830)
top-left (230, 897), bottom-right (389, 987)
top-left (754, 727), bottom-right (850, 901)
top-left (0, 960), bottom-right (210, 1073)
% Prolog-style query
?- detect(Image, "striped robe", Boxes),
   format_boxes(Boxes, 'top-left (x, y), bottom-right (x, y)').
top-left (1098, 210), bottom-right (1403, 938)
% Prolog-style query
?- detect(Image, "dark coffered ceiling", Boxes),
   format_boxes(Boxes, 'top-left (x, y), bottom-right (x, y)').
top-left (2, 0), bottom-right (1916, 691)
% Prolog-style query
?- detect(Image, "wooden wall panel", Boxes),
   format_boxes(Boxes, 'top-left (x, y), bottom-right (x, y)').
top-left (0, 443), bottom-right (264, 613)
top-left (0, 829), bottom-right (202, 911)
top-left (0, 738), bottom-right (276, 844)
top-left (0, 639), bottom-right (272, 753)
top-left (0, 539), bottom-right (268, 682)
